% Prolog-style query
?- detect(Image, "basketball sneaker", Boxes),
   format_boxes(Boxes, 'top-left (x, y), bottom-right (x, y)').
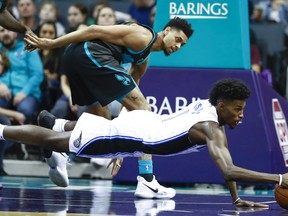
top-left (37, 110), bottom-right (69, 188)
top-left (37, 110), bottom-right (56, 130)
top-left (134, 199), bottom-right (176, 216)
top-left (46, 151), bottom-right (69, 187)
top-left (135, 175), bottom-right (176, 199)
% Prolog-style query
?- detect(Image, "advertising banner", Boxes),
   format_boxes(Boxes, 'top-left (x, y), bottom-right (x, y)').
top-left (149, 0), bottom-right (250, 69)
top-left (272, 99), bottom-right (288, 167)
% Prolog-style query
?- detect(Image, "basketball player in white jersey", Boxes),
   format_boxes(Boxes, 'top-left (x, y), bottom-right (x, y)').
top-left (0, 78), bottom-right (287, 206)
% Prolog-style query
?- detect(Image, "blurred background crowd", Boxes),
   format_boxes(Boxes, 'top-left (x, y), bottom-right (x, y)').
top-left (0, 0), bottom-right (287, 178)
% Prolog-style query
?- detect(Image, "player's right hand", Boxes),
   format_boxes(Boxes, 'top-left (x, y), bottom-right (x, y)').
top-left (235, 199), bottom-right (269, 208)
top-left (107, 158), bottom-right (124, 177)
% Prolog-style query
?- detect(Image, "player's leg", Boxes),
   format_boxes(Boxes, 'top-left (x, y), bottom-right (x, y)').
top-left (120, 88), bottom-right (176, 199)
top-left (120, 85), bottom-right (151, 111)
top-left (37, 110), bottom-right (73, 158)
top-left (37, 110), bottom-right (76, 187)
top-left (0, 123), bottom-right (71, 187)
top-left (88, 103), bottom-right (110, 119)
top-left (0, 124), bottom-right (70, 152)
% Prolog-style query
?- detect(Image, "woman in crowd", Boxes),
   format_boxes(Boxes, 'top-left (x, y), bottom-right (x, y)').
top-left (66, 3), bottom-right (88, 33)
top-left (37, 21), bottom-right (63, 110)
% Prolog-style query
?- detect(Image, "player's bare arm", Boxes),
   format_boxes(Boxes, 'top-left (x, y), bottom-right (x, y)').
top-left (191, 121), bottom-right (288, 207)
top-left (0, 5), bottom-right (27, 33)
top-left (220, 127), bottom-right (243, 205)
top-left (25, 24), bottom-right (153, 51)
top-left (203, 122), bottom-right (281, 184)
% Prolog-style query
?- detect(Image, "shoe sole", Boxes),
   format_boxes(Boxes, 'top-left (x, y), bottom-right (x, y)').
top-left (49, 167), bottom-right (69, 187)
top-left (135, 189), bottom-right (176, 199)
top-left (134, 192), bottom-right (155, 199)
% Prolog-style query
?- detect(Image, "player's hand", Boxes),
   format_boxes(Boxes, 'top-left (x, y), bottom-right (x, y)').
top-left (235, 206), bottom-right (269, 213)
top-left (235, 199), bottom-right (269, 208)
top-left (281, 173), bottom-right (288, 188)
top-left (24, 42), bottom-right (36, 52)
top-left (107, 158), bottom-right (124, 177)
top-left (24, 32), bottom-right (54, 50)
top-left (23, 30), bottom-right (36, 52)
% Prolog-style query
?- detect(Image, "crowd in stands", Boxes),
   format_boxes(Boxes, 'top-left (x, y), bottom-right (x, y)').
top-left (249, 0), bottom-right (288, 95)
top-left (0, 0), bottom-right (287, 177)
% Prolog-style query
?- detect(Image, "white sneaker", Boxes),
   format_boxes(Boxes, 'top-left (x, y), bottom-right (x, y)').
top-left (46, 152), bottom-right (69, 187)
top-left (134, 176), bottom-right (176, 199)
top-left (134, 199), bottom-right (176, 216)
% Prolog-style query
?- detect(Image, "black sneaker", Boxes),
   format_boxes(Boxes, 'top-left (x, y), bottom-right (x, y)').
top-left (37, 110), bottom-right (56, 158)
top-left (37, 110), bottom-right (56, 129)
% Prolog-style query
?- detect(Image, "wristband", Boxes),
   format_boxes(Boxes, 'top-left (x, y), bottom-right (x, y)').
top-left (279, 174), bottom-right (283, 186)
top-left (233, 197), bottom-right (240, 204)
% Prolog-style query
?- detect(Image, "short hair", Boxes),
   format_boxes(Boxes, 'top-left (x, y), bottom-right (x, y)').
top-left (0, 51), bottom-right (10, 74)
top-left (209, 79), bottom-right (251, 106)
top-left (163, 17), bottom-right (194, 38)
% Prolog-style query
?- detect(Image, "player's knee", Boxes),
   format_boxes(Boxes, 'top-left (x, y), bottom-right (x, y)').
top-left (140, 102), bottom-right (151, 111)
top-left (134, 102), bottom-right (151, 111)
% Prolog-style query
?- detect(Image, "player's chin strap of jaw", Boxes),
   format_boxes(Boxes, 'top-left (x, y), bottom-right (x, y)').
top-left (279, 174), bottom-right (283, 187)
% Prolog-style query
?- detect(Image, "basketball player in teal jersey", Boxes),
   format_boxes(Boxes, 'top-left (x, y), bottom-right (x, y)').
top-left (25, 17), bottom-right (193, 199)
top-left (0, 79), bottom-right (286, 207)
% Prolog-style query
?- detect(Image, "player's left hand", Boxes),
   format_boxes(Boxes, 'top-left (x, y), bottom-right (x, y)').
top-left (24, 32), bottom-right (53, 50)
top-left (107, 158), bottom-right (124, 177)
top-left (235, 199), bottom-right (269, 208)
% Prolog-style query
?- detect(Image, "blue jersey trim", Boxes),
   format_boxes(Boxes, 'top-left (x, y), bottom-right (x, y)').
top-left (84, 42), bottom-right (127, 73)
top-left (84, 42), bottom-right (101, 67)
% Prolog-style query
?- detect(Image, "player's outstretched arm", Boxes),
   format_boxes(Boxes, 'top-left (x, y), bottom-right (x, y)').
top-left (0, 9), bottom-right (27, 33)
top-left (200, 122), bottom-right (287, 207)
top-left (25, 24), bottom-right (150, 51)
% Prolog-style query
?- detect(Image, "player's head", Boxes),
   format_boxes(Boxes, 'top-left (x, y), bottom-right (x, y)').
top-left (164, 17), bottom-right (193, 39)
top-left (162, 17), bottom-right (193, 56)
top-left (209, 79), bottom-right (251, 128)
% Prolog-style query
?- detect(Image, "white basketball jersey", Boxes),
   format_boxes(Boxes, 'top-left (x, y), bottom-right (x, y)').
top-left (69, 99), bottom-right (219, 158)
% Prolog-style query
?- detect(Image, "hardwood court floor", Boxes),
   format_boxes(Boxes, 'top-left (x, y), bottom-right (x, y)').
top-left (0, 176), bottom-right (287, 216)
